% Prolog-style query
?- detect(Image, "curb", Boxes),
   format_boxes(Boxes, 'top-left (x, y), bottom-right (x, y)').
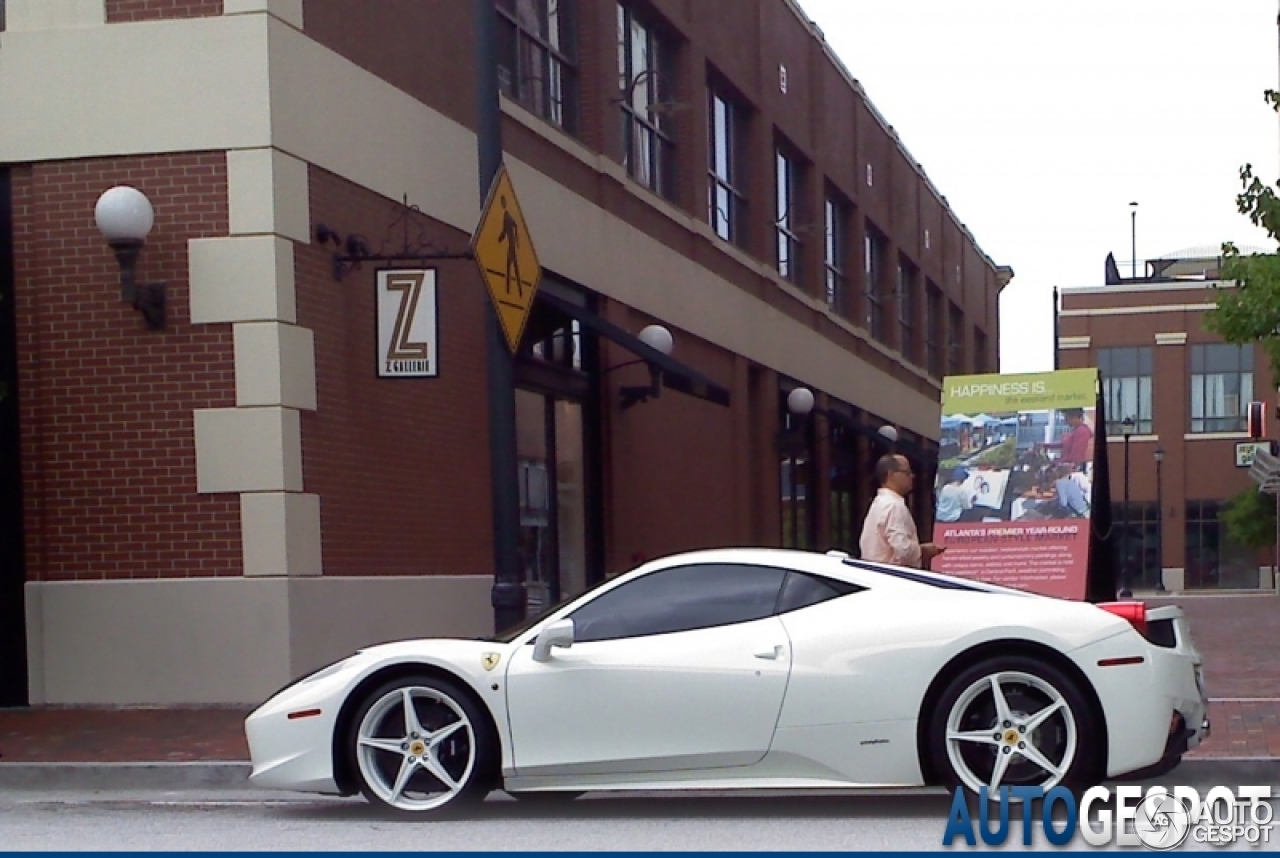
top-left (0, 761), bottom-right (251, 791)
top-left (0, 758), bottom-right (1277, 793)
top-left (1174, 757), bottom-right (1280, 786)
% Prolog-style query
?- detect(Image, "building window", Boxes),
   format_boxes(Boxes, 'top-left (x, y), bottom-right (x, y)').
top-left (775, 147), bottom-right (802, 283)
top-left (497, 0), bottom-right (579, 133)
top-left (974, 328), bottom-right (988, 374)
top-left (617, 3), bottom-right (676, 199)
top-left (897, 260), bottom-right (917, 363)
top-left (828, 420), bottom-right (860, 555)
top-left (1097, 346), bottom-right (1152, 435)
top-left (924, 282), bottom-right (942, 378)
top-left (779, 388), bottom-right (815, 550)
top-left (708, 89), bottom-right (746, 245)
top-left (864, 225), bottom-right (886, 342)
top-left (1112, 501), bottom-right (1161, 591)
top-left (1190, 343), bottom-right (1253, 433)
top-left (947, 303), bottom-right (964, 376)
top-left (1185, 499), bottom-right (1260, 589)
top-left (824, 196), bottom-right (847, 315)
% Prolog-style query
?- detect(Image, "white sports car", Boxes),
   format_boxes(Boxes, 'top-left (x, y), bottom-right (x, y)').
top-left (243, 548), bottom-right (1210, 815)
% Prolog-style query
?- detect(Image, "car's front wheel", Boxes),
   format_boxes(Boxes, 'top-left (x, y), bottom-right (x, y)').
top-left (928, 655), bottom-right (1099, 800)
top-left (347, 674), bottom-right (496, 816)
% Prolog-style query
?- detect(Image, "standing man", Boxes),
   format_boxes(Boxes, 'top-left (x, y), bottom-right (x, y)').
top-left (1053, 408), bottom-right (1094, 467)
top-left (860, 453), bottom-right (944, 568)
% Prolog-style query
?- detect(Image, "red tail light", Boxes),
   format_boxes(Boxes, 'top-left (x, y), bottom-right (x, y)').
top-left (1099, 601), bottom-right (1148, 638)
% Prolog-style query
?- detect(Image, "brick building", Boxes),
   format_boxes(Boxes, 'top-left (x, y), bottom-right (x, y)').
top-left (0, 0), bottom-right (1007, 706)
top-left (1057, 249), bottom-right (1275, 595)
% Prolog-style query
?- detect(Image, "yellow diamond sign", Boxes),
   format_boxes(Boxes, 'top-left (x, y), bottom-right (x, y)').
top-left (472, 166), bottom-right (542, 353)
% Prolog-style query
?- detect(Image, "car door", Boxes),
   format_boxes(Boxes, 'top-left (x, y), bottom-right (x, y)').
top-left (503, 562), bottom-right (793, 778)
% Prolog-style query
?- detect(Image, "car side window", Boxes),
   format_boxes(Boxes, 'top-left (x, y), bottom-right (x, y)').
top-left (567, 563), bottom-right (789, 643)
top-left (775, 571), bottom-right (864, 614)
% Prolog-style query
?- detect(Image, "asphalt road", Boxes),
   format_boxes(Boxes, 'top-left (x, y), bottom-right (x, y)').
top-left (1, 788), bottom-right (1277, 852)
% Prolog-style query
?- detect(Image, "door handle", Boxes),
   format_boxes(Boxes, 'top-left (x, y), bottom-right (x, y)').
top-left (753, 645), bottom-right (783, 660)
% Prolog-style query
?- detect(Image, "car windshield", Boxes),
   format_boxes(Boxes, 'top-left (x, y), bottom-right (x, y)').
top-left (482, 575), bottom-right (618, 644)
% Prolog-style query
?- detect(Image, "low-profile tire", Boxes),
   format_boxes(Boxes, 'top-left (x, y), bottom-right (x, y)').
top-left (508, 790), bottom-right (585, 804)
top-left (346, 673), bottom-right (497, 817)
top-left (927, 654), bottom-right (1100, 802)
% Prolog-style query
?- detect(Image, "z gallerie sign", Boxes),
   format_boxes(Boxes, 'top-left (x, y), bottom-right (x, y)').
top-left (376, 269), bottom-right (438, 378)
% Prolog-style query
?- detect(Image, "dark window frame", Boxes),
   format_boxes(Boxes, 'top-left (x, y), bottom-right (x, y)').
top-left (897, 258), bottom-right (917, 363)
top-left (1189, 343), bottom-right (1253, 434)
top-left (707, 87), bottom-right (747, 246)
top-left (823, 194), bottom-right (848, 315)
top-left (864, 224), bottom-right (886, 342)
top-left (1097, 346), bottom-right (1154, 435)
top-left (947, 303), bottom-right (964, 377)
top-left (616, 2), bottom-right (677, 200)
top-left (924, 281), bottom-right (943, 378)
top-left (973, 328), bottom-right (988, 374)
top-left (496, 0), bottom-right (580, 134)
top-left (774, 144), bottom-right (803, 284)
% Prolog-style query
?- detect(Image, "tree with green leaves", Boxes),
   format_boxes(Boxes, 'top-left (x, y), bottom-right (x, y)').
top-left (1204, 90), bottom-right (1280, 379)
top-left (1220, 486), bottom-right (1276, 561)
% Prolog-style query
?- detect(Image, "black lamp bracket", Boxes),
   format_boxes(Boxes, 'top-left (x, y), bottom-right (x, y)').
top-left (316, 194), bottom-right (473, 281)
top-left (619, 363), bottom-right (662, 411)
top-left (110, 238), bottom-right (166, 330)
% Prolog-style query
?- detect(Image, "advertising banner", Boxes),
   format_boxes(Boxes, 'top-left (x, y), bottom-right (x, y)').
top-left (930, 368), bottom-right (1100, 600)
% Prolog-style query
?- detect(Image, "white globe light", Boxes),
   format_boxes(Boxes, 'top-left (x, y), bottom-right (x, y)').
top-left (878, 424), bottom-right (900, 442)
top-left (787, 387), bottom-right (815, 416)
top-left (638, 324), bottom-right (673, 356)
top-left (94, 186), bottom-right (154, 242)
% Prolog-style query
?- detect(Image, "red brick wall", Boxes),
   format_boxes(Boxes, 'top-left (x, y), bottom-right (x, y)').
top-left (298, 167), bottom-right (494, 577)
top-left (13, 154), bottom-right (240, 581)
top-left (106, 0), bottom-right (222, 22)
top-left (599, 303), bottom-right (746, 570)
top-left (302, 0), bottom-right (1000, 389)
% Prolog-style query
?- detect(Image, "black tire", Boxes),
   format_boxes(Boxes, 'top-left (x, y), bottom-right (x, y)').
top-left (927, 654), bottom-right (1101, 802)
top-left (345, 673), bottom-right (498, 817)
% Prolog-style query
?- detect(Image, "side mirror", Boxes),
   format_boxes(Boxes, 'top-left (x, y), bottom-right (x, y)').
top-left (532, 619), bottom-right (575, 662)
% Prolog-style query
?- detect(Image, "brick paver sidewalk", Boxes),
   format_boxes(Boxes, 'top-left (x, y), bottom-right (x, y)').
top-left (0, 592), bottom-right (1275, 764)
top-left (0, 706), bottom-right (250, 763)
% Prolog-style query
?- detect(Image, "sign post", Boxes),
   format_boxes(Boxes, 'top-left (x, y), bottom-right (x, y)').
top-left (474, 0), bottom-right (525, 634)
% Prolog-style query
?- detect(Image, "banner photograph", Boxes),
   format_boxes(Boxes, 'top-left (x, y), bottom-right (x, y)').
top-left (929, 368), bottom-right (1100, 600)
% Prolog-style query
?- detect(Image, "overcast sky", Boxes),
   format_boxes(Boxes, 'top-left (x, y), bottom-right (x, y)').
top-left (795, 0), bottom-right (1279, 374)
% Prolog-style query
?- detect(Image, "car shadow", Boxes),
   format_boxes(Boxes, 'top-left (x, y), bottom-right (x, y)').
top-left (268, 789), bottom-right (957, 823)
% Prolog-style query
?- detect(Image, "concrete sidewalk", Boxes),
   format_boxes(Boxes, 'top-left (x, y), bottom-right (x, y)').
top-left (0, 592), bottom-right (1276, 791)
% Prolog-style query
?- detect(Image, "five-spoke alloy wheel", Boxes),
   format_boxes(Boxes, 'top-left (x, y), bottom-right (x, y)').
top-left (347, 675), bottom-right (495, 816)
top-left (929, 656), bottom-right (1098, 799)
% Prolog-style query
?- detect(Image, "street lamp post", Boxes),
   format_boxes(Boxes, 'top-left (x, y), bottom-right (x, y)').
top-left (1129, 202), bottom-right (1138, 279)
top-left (474, 0), bottom-right (524, 634)
top-left (1154, 447), bottom-right (1166, 594)
top-left (1119, 416), bottom-right (1135, 598)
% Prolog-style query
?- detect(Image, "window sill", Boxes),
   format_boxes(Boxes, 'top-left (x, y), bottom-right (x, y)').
top-left (1183, 431), bottom-right (1250, 441)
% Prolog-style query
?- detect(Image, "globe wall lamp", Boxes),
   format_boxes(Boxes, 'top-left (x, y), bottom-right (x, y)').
top-left (786, 386), bottom-right (899, 446)
top-left (95, 186), bottom-right (166, 329)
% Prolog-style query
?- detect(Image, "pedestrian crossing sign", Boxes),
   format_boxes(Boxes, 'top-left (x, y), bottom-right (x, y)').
top-left (471, 165), bottom-right (542, 353)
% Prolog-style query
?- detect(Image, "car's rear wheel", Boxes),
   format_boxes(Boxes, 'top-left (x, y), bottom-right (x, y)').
top-left (347, 674), bottom-right (496, 816)
top-left (928, 655), bottom-right (1098, 800)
